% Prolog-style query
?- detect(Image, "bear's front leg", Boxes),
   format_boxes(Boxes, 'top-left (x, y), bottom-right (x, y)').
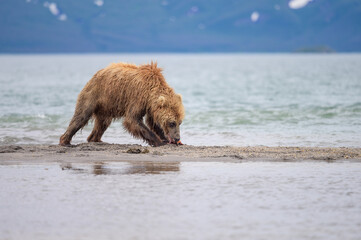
top-left (123, 117), bottom-right (165, 147)
top-left (145, 115), bottom-right (167, 142)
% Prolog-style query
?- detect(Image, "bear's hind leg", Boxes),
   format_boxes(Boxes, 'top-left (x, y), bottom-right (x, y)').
top-left (123, 117), bottom-right (164, 147)
top-left (87, 115), bottom-right (112, 142)
top-left (59, 105), bottom-right (94, 146)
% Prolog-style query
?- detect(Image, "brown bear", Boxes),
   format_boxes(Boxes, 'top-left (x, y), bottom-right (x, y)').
top-left (59, 62), bottom-right (185, 147)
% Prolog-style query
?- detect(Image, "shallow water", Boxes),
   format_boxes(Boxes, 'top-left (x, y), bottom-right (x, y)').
top-left (0, 54), bottom-right (361, 146)
top-left (0, 161), bottom-right (360, 240)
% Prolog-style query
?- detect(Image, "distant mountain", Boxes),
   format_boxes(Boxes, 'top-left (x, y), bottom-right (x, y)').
top-left (1, 0), bottom-right (361, 53)
top-left (294, 45), bottom-right (335, 53)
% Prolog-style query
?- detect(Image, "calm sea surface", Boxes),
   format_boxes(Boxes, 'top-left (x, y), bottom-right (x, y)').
top-left (0, 54), bottom-right (360, 146)
top-left (1, 161), bottom-right (361, 240)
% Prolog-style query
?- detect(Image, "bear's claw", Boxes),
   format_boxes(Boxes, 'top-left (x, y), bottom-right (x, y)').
top-left (168, 140), bottom-right (183, 146)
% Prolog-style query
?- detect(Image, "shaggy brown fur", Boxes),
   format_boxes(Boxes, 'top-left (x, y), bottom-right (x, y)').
top-left (59, 62), bottom-right (185, 147)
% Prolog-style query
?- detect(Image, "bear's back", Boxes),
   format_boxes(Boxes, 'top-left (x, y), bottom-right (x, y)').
top-left (108, 62), bottom-right (138, 70)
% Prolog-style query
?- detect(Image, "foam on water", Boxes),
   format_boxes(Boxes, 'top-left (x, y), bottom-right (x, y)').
top-left (0, 54), bottom-right (360, 146)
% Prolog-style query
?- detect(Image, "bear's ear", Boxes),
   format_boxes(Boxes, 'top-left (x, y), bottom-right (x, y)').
top-left (176, 94), bottom-right (182, 101)
top-left (157, 95), bottom-right (166, 107)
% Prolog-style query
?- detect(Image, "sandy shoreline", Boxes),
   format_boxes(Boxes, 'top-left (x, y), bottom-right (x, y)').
top-left (1, 144), bottom-right (361, 240)
top-left (0, 143), bottom-right (360, 164)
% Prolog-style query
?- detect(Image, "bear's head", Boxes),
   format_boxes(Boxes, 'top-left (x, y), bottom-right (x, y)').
top-left (154, 94), bottom-right (185, 144)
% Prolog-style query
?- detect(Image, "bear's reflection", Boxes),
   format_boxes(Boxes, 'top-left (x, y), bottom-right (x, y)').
top-left (120, 162), bottom-right (180, 175)
top-left (61, 162), bottom-right (180, 175)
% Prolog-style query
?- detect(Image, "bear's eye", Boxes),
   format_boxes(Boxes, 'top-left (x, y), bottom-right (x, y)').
top-left (169, 122), bottom-right (176, 128)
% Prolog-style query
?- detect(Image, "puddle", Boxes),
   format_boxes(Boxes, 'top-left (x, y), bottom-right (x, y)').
top-left (1, 161), bottom-right (361, 240)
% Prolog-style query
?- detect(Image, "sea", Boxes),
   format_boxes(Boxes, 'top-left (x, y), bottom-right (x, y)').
top-left (0, 53), bottom-right (360, 147)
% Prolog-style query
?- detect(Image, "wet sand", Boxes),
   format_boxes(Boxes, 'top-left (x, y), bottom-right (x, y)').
top-left (1, 158), bottom-right (361, 240)
top-left (0, 143), bottom-right (361, 164)
top-left (1, 143), bottom-right (361, 240)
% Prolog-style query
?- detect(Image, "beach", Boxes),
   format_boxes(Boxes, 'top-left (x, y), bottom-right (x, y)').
top-left (1, 143), bottom-right (361, 240)
top-left (1, 143), bottom-right (361, 163)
